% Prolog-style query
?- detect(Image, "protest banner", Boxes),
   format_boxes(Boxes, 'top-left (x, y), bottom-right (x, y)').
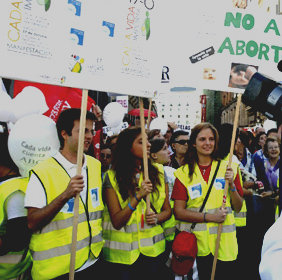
top-left (156, 0), bottom-right (282, 94)
top-left (0, 0), bottom-right (160, 98)
top-left (0, 1), bottom-right (160, 278)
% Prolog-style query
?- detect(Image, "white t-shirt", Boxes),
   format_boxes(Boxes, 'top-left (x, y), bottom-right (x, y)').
top-left (260, 215), bottom-right (282, 279)
top-left (24, 152), bottom-right (88, 208)
top-left (0, 177), bottom-right (27, 220)
top-left (163, 166), bottom-right (176, 199)
top-left (24, 151), bottom-right (97, 271)
top-left (7, 191), bottom-right (27, 220)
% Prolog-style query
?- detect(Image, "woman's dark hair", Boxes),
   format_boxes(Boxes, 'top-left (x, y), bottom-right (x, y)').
top-left (111, 126), bottom-right (160, 201)
top-left (149, 138), bottom-right (166, 154)
top-left (184, 123), bottom-right (219, 180)
top-left (252, 131), bottom-right (267, 152)
top-left (147, 129), bottom-right (161, 141)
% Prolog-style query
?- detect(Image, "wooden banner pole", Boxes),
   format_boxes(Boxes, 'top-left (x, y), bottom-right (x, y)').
top-left (211, 93), bottom-right (242, 280)
top-left (69, 89), bottom-right (89, 280)
top-left (147, 98), bottom-right (152, 128)
top-left (139, 98), bottom-right (150, 211)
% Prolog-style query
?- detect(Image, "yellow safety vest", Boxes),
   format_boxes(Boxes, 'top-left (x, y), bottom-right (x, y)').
top-left (225, 159), bottom-right (246, 228)
top-left (162, 200), bottom-right (176, 241)
top-left (0, 177), bottom-right (32, 280)
top-left (275, 178), bottom-right (280, 220)
top-left (29, 156), bottom-right (104, 280)
top-left (174, 160), bottom-right (238, 261)
top-left (103, 163), bottom-right (166, 265)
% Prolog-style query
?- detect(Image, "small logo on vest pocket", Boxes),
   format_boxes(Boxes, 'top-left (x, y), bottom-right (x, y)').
top-left (91, 188), bottom-right (99, 207)
top-left (188, 183), bottom-right (202, 199)
top-left (61, 198), bottom-right (75, 213)
top-left (215, 178), bottom-right (225, 190)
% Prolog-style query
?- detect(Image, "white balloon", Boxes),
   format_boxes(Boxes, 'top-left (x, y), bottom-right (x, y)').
top-left (10, 86), bottom-right (49, 123)
top-left (149, 118), bottom-right (168, 135)
top-left (103, 102), bottom-right (125, 128)
top-left (8, 114), bottom-right (60, 177)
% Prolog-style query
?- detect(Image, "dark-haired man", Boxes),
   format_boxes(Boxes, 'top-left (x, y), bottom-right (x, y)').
top-left (25, 108), bottom-right (104, 280)
top-left (169, 130), bottom-right (189, 169)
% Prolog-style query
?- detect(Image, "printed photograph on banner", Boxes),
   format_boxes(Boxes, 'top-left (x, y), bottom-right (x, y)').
top-left (228, 63), bottom-right (258, 89)
top-left (232, 0), bottom-right (248, 9)
top-left (232, 0), bottom-right (277, 14)
top-left (203, 68), bottom-right (216, 80)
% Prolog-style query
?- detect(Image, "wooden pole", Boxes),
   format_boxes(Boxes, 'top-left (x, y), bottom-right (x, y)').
top-left (211, 93), bottom-right (242, 280)
top-left (147, 98), bottom-right (152, 128)
top-left (69, 89), bottom-right (88, 280)
top-left (139, 97), bottom-right (150, 211)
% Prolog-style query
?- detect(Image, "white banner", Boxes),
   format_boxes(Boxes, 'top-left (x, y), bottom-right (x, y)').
top-left (157, 0), bottom-right (282, 94)
top-left (0, 0), bottom-right (160, 97)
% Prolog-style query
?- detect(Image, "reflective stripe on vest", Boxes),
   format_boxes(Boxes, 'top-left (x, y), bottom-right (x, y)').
top-left (0, 177), bottom-right (32, 279)
top-left (41, 210), bottom-right (103, 234)
top-left (0, 253), bottom-right (23, 264)
top-left (234, 200), bottom-right (247, 227)
top-left (32, 232), bottom-right (103, 261)
top-left (30, 156), bottom-right (104, 280)
top-left (174, 161), bottom-right (238, 261)
top-left (103, 164), bottom-right (166, 265)
top-left (162, 201), bottom-right (176, 241)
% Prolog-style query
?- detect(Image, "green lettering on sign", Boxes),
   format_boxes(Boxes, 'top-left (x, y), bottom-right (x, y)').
top-left (224, 12), bottom-right (254, 30)
top-left (246, 41), bottom-right (258, 57)
top-left (264, 19), bottom-right (280, 36)
top-left (224, 12), bottom-right (241, 28)
top-left (218, 37), bottom-right (235, 54)
top-left (236, 40), bottom-right (245, 55)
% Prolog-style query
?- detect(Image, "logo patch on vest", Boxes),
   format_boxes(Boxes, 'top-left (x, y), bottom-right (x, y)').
top-left (61, 198), bottom-right (74, 213)
top-left (90, 188), bottom-right (99, 207)
top-left (188, 183), bottom-right (202, 199)
top-left (214, 178), bottom-right (225, 190)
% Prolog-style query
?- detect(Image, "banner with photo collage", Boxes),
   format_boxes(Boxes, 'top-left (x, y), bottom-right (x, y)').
top-left (157, 0), bottom-right (282, 94)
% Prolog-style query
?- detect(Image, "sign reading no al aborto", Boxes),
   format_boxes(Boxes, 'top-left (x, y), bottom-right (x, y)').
top-left (156, 0), bottom-right (282, 94)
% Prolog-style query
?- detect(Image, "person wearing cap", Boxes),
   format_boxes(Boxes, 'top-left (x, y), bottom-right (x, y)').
top-left (172, 123), bottom-right (243, 280)
top-left (102, 126), bottom-right (172, 280)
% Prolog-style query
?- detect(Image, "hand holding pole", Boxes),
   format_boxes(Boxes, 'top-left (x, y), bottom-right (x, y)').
top-left (211, 93), bottom-right (242, 280)
top-left (69, 89), bottom-right (88, 280)
top-left (139, 98), bottom-right (150, 212)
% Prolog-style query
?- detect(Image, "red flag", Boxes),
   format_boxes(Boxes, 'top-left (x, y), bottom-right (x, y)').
top-left (13, 81), bottom-right (95, 122)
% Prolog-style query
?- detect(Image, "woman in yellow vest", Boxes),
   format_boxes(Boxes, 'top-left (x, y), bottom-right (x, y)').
top-left (149, 138), bottom-right (176, 260)
top-left (102, 126), bottom-right (172, 280)
top-left (172, 123), bottom-right (243, 280)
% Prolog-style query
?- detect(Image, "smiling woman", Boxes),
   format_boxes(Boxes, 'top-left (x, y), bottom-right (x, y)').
top-left (171, 122), bottom-right (243, 280)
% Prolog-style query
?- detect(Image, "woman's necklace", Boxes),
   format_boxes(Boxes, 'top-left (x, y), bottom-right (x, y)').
top-left (202, 167), bottom-right (208, 175)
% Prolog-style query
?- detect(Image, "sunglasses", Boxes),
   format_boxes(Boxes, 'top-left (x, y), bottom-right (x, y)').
top-left (100, 153), bottom-right (111, 159)
top-left (174, 140), bottom-right (189, 145)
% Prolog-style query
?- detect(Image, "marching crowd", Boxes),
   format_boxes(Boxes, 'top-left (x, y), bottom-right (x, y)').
top-left (0, 105), bottom-right (280, 280)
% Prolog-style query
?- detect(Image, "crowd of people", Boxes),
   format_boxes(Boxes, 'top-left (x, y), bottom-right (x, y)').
top-left (0, 104), bottom-right (280, 280)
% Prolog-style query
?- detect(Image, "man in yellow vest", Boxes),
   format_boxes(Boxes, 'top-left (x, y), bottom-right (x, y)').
top-left (0, 121), bottom-right (32, 280)
top-left (24, 109), bottom-right (104, 280)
